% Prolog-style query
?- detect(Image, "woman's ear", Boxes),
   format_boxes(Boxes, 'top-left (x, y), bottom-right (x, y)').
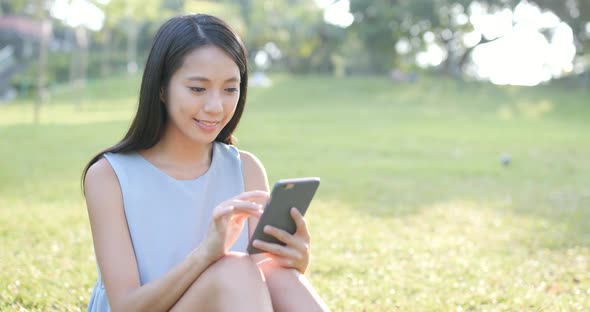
top-left (160, 88), bottom-right (166, 104)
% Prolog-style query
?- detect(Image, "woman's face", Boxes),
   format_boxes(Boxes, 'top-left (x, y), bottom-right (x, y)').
top-left (163, 44), bottom-right (241, 145)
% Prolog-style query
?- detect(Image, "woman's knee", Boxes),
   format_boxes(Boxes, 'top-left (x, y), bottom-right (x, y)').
top-left (256, 257), bottom-right (300, 284)
top-left (255, 259), bottom-right (329, 311)
top-left (171, 253), bottom-right (272, 311)
top-left (204, 253), bottom-right (267, 291)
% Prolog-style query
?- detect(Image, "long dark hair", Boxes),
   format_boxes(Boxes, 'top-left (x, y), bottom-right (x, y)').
top-left (82, 14), bottom-right (249, 188)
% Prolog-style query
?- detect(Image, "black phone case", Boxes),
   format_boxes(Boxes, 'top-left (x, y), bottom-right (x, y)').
top-left (247, 177), bottom-right (320, 254)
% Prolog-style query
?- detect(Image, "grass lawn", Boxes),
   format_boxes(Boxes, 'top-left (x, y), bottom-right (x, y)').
top-left (1, 74), bottom-right (589, 311)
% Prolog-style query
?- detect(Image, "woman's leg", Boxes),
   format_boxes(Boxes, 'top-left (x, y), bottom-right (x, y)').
top-left (254, 256), bottom-right (330, 312)
top-left (170, 253), bottom-right (273, 312)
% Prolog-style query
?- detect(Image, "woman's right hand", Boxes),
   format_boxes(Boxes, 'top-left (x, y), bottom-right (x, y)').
top-left (199, 191), bottom-right (269, 263)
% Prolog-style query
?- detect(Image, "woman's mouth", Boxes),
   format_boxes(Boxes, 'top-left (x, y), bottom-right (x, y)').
top-left (194, 119), bottom-right (220, 131)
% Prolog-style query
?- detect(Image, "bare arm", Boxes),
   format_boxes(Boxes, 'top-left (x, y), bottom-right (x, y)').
top-left (85, 158), bottom-right (216, 311)
top-left (240, 150), bottom-right (270, 239)
top-left (86, 158), bottom-right (267, 311)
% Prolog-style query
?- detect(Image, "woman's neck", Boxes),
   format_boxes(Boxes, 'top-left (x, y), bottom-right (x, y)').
top-left (141, 125), bottom-right (213, 169)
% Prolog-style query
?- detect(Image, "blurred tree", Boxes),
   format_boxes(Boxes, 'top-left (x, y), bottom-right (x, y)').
top-left (35, 0), bottom-right (53, 123)
top-left (348, 0), bottom-right (586, 78)
top-left (236, 0), bottom-right (251, 27)
top-left (348, 0), bottom-right (402, 74)
top-left (258, 0), bottom-right (332, 73)
top-left (185, 0), bottom-right (243, 32)
top-left (123, 0), bottom-right (161, 74)
top-left (202, 0), bottom-right (342, 74)
top-left (71, 25), bottom-right (89, 89)
top-left (161, 0), bottom-right (185, 14)
top-left (92, 0), bottom-right (123, 77)
top-left (529, 0), bottom-right (590, 55)
top-left (95, 0), bottom-right (162, 75)
top-left (403, 0), bottom-right (506, 77)
top-left (348, 0), bottom-right (518, 76)
top-left (413, 0), bottom-right (475, 77)
top-left (0, 0), bottom-right (29, 15)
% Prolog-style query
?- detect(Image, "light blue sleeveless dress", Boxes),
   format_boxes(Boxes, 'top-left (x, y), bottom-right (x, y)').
top-left (87, 142), bottom-right (250, 311)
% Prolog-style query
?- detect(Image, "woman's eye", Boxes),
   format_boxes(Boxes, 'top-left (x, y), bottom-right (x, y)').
top-left (189, 87), bottom-right (205, 92)
top-left (225, 88), bottom-right (239, 93)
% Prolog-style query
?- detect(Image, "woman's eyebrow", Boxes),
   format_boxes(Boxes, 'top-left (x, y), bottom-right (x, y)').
top-left (185, 76), bottom-right (240, 82)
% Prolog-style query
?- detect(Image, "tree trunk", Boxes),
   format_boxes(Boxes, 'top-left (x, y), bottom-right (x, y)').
top-left (126, 20), bottom-right (138, 74)
top-left (68, 28), bottom-right (77, 83)
top-left (76, 26), bottom-right (89, 108)
top-left (457, 36), bottom-right (501, 77)
top-left (35, 7), bottom-right (51, 124)
top-left (238, 0), bottom-right (252, 26)
top-left (101, 27), bottom-right (112, 77)
top-left (76, 26), bottom-right (89, 83)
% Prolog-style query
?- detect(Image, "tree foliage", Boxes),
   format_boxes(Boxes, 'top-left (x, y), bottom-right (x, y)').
top-left (528, 0), bottom-right (590, 53)
top-left (5, 0), bottom-right (589, 86)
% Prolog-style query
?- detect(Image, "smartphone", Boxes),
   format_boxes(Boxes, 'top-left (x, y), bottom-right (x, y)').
top-left (247, 177), bottom-right (320, 254)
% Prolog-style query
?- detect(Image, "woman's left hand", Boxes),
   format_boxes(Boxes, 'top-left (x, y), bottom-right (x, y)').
top-left (252, 207), bottom-right (311, 274)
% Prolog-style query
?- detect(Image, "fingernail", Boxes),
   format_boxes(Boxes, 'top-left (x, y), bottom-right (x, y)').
top-left (264, 225), bottom-right (271, 232)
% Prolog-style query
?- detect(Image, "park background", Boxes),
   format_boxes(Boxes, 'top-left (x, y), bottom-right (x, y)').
top-left (0, 0), bottom-right (589, 310)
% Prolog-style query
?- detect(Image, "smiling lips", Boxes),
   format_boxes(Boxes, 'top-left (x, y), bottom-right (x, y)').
top-left (194, 118), bottom-right (220, 131)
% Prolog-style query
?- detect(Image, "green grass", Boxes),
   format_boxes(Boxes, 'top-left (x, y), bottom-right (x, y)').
top-left (1, 74), bottom-right (589, 311)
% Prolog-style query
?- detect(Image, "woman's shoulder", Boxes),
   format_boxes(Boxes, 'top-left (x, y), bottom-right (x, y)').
top-left (214, 142), bottom-right (261, 168)
top-left (237, 149), bottom-right (268, 191)
top-left (238, 149), bottom-right (262, 166)
top-left (87, 152), bottom-right (133, 177)
top-left (84, 157), bottom-right (120, 197)
top-left (237, 149), bottom-right (264, 172)
top-left (85, 151), bottom-right (136, 193)
top-left (86, 157), bottom-right (115, 182)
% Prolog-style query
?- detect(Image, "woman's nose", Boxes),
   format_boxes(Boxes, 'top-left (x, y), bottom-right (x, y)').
top-left (203, 92), bottom-right (223, 113)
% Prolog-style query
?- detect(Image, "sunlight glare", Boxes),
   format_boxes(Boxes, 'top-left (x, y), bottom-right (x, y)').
top-left (470, 7), bottom-right (513, 40)
top-left (50, 0), bottom-right (105, 31)
top-left (472, 24), bottom-right (552, 86)
top-left (316, 0), bottom-right (354, 28)
top-left (463, 30), bottom-right (482, 48)
top-left (465, 1), bottom-right (576, 86)
top-left (417, 44), bottom-right (446, 68)
top-left (548, 23), bottom-right (576, 76)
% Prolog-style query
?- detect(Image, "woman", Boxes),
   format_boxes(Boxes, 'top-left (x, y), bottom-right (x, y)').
top-left (83, 14), bottom-right (329, 311)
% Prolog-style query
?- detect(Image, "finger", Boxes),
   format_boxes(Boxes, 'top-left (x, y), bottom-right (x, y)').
top-left (290, 207), bottom-right (310, 239)
top-left (232, 206), bottom-right (263, 218)
top-left (215, 207), bottom-right (261, 221)
top-left (266, 254), bottom-right (296, 269)
top-left (252, 240), bottom-right (301, 260)
top-left (213, 200), bottom-right (263, 219)
top-left (212, 204), bottom-right (234, 219)
top-left (263, 253), bottom-right (306, 272)
top-left (234, 191), bottom-right (270, 201)
top-left (229, 199), bottom-right (264, 210)
top-left (263, 225), bottom-right (306, 250)
top-left (230, 200), bottom-right (264, 217)
top-left (230, 213), bottom-right (248, 223)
